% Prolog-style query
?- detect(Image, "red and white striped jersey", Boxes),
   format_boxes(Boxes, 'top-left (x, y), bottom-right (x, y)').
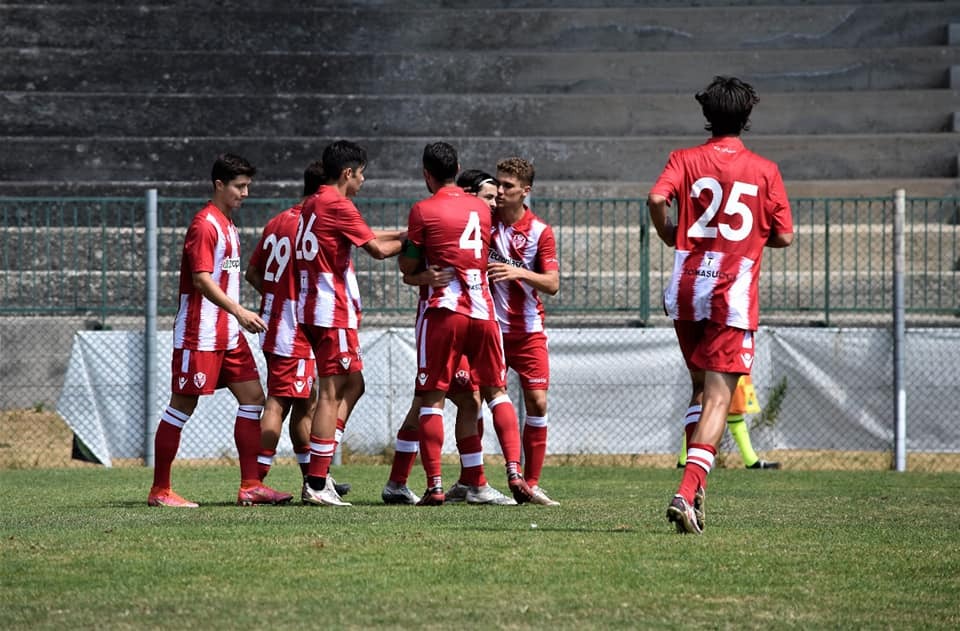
top-left (248, 203), bottom-right (314, 359)
top-left (174, 202), bottom-right (242, 351)
top-left (406, 185), bottom-right (497, 321)
top-left (295, 185), bottom-right (375, 330)
top-left (489, 207), bottom-right (559, 333)
top-left (650, 136), bottom-right (793, 330)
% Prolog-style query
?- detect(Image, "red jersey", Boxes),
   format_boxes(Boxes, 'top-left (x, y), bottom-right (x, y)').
top-left (295, 185), bottom-right (375, 329)
top-left (173, 202), bottom-right (242, 351)
top-left (406, 185), bottom-right (497, 321)
top-left (650, 136), bottom-right (793, 330)
top-left (248, 203), bottom-right (314, 359)
top-left (489, 206), bottom-right (559, 333)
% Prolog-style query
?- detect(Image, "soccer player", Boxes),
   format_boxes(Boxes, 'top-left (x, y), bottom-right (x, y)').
top-left (244, 161), bottom-right (351, 502)
top-left (401, 142), bottom-right (534, 505)
top-left (648, 76), bottom-right (794, 534)
top-left (382, 169), bottom-right (514, 507)
top-left (295, 140), bottom-right (405, 507)
top-left (489, 157), bottom-right (561, 506)
top-left (676, 375), bottom-right (781, 470)
top-left (148, 153), bottom-right (292, 508)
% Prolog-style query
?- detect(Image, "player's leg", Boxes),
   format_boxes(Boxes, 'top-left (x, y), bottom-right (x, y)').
top-left (417, 388), bottom-right (448, 505)
top-left (148, 388), bottom-right (200, 508)
top-left (327, 370), bottom-right (364, 496)
top-left (229, 376), bottom-right (293, 506)
top-left (258, 394), bottom-right (293, 481)
top-left (382, 395), bottom-right (423, 505)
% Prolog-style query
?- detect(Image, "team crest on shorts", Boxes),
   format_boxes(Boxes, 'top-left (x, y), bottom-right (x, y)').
top-left (740, 352), bottom-right (754, 369)
top-left (454, 369), bottom-right (470, 386)
top-left (193, 372), bottom-right (207, 389)
top-left (178, 377), bottom-right (188, 389)
top-left (417, 372), bottom-right (428, 386)
top-left (339, 356), bottom-right (352, 370)
top-left (294, 379), bottom-right (306, 393)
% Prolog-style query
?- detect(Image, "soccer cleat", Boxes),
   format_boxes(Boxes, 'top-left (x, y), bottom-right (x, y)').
top-left (507, 472), bottom-right (534, 504)
top-left (148, 486), bottom-right (198, 508)
top-left (416, 486), bottom-right (445, 506)
top-left (693, 486), bottom-right (705, 531)
top-left (666, 494), bottom-right (703, 535)
top-left (747, 460), bottom-right (781, 470)
top-left (237, 482), bottom-right (293, 506)
top-left (529, 485), bottom-right (560, 506)
top-left (302, 481), bottom-right (352, 506)
top-left (444, 482), bottom-right (470, 503)
top-left (381, 481), bottom-right (421, 505)
top-left (466, 483), bottom-right (517, 505)
top-left (328, 475), bottom-right (351, 496)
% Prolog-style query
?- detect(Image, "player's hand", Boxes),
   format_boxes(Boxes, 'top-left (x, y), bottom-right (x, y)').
top-left (236, 307), bottom-right (267, 333)
top-left (424, 265), bottom-right (454, 287)
top-left (487, 262), bottom-right (523, 283)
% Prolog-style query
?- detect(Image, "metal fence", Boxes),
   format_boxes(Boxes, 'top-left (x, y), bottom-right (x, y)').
top-left (1, 193), bottom-right (958, 473)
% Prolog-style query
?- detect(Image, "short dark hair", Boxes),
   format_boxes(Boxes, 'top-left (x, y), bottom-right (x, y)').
top-left (456, 169), bottom-right (498, 194)
top-left (695, 76), bottom-right (759, 137)
top-left (303, 160), bottom-right (324, 197)
top-left (321, 140), bottom-right (367, 183)
top-left (211, 153), bottom-right (256, 185)
top-left (422, 142), bottom-right (459, 183)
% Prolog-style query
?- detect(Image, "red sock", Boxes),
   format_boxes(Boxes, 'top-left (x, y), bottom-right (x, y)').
top-left (294, 445), bottom-right (310, 478)
top-left (678, 442), bottom-right (716, 502)
top-left (489, 395), bottom-right (521, 466)
top-left (389, 428), bottom-right (420, 485)
top-left (418, 407), bottom-right (444, 489)
top-left (522, 415), bottom-right (548, 487)
top-left (235, 405), bottom-right (263, 484)
top-left (308, 434), bottom-right (335, 479)
top-left (152, 406), bottom-right (188, 489)
top-left (457, 434), bottom-right (486, 487)
top-left (257, 448), bottom-right (275, 481)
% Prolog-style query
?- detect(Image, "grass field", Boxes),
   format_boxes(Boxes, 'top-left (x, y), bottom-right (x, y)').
top-left (2, 464), bottom-right (959, 630)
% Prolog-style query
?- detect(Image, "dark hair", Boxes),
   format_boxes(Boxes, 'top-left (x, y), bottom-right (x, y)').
top-left (456, 169), bottom-right (498, 194)
top-left (321, 140), bottom-right (367, 183)
top-left (695, 76), bottom-right (759, 137)
top-left (496, 157), bottom-right (535, 186)
top-left (211, 153), bottom-right (256, 185)
top-left (303, 160), bottom-right (324, 196)
top-left (422, 142), bottom-right (459, 182)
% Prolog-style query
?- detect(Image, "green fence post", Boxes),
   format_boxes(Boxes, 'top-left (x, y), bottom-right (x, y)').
top-left (824, 199), bottom-right (831, 326)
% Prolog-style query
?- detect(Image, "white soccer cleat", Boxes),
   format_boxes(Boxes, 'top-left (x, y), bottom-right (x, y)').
top-left (303, 480), bottom-right (352, 506)
top-left (381, 481), bottom-right (421, 505)
top-left (466, 483), bottom-right (517, 505)
top-left (529, 485), bottom-right (560, 506)
top-left (444, 481), bottom-right (470, 503)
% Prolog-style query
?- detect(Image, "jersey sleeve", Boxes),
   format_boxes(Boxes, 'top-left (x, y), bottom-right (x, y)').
top-left (406, 203), bottom-right (425, 247)
top-left (247, 228), bottom-right (269, 271)
top-left (536, 224), bottom-right (560, 273)
top-left (766, 166), bottom-right (794, 235)
top-left (339, 199), bottom-right (377, 247)
top-left (649, 150), bottom-right (683, 204)
top-left (183, 218), bottom-right (217, 274)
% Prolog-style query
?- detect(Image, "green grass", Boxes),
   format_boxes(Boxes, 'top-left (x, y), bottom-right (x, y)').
top-left (2, 465), bottom-right (959, 630)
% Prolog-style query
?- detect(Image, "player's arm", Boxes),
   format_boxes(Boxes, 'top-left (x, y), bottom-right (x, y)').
top-left (767, 231), bottom-right (794, 248)
top-left (362, 229), bottom-right (407, 260)
top-left (647, 193), bottom-right (677, 247)
top-left (487, 264), bottom-right (559, 295)
top-left (244, 263), bottom-right (264, 296)
top-left (192, 271), bottom-right (266, 333)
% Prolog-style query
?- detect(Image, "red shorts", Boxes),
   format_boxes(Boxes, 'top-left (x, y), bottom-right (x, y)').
top-left (171, 335), bottom-right (260, 395)
top-left (300, 324), bottom-right (364, 377)
top-left (264, 352), bottom-right (316, 399)
top-left (673, 319), bottom-right (754, 374)
top-left (415, 308), bottom-right (505, 392)
top-left (503, 331), bottom-right (550, 390)
top-left (414, 303), bottom-right (477, 395)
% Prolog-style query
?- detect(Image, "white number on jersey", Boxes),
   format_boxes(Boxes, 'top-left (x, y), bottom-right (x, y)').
top-left (295, 214), bottom-right (319, 261)
top-left (459, 211), bottom-right (483, 258)
top-left (261, 234), bottom-right (291, 282)
top-left (687, 177), bottom-right (757, 242)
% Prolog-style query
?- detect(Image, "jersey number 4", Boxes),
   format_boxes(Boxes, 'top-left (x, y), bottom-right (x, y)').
top-left (459, 211), bottom-right (483, 258)
top-left (688, 177), bottom-right (757, 242)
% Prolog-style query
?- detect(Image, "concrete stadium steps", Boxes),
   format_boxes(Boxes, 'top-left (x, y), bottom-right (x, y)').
top-left (3, 3), bottom-right (954, 52)
top-left (4, 90), bottom-right (956, 137)
top-left (0, 133), bottom-right (955, 183)
top-left (4, 46), bottom-right (958, 94)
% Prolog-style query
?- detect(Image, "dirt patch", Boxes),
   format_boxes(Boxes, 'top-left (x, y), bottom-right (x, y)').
top-left (0, 409), bottom-right (102, 469)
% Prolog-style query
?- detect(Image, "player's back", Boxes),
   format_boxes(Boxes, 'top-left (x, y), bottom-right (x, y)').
top-left (408, 186), bottom-right (495, 321)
